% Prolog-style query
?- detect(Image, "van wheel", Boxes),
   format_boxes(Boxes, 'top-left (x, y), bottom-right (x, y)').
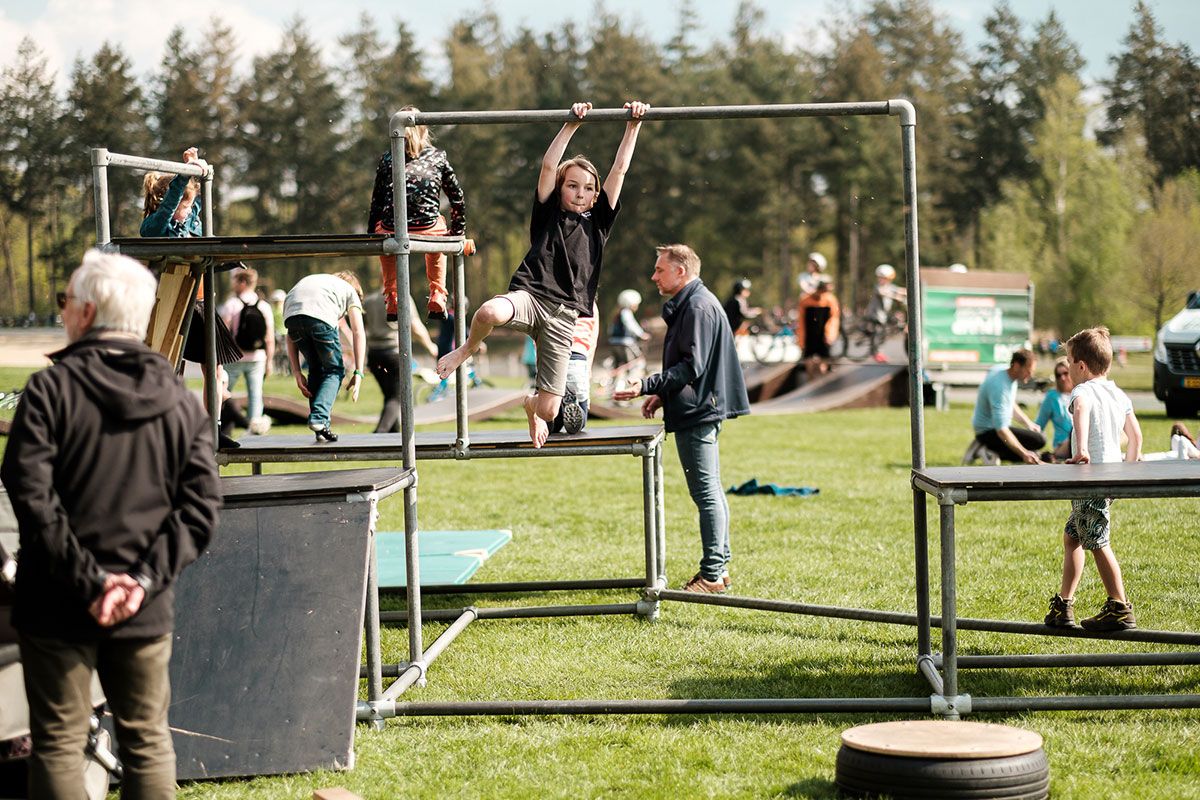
top-left (1165, 397), bottom-right (1198, 418)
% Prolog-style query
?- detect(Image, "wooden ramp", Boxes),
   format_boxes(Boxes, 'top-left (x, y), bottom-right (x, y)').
top-left (752, 363), bottom-right (907, 415)
top-left (412, 387), bottom-right (529, 425)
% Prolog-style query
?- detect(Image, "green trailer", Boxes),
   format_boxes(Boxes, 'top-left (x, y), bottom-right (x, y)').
top-left (921, 268), bottom-right (1033, 371)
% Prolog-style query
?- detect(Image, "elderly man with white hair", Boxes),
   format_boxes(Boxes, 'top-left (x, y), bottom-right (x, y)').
top-left (1, 250), bottom-right (221, 797)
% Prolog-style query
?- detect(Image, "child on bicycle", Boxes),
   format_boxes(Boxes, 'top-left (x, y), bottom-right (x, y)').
top-left (609, 289), bottom-right (649, 366)
top-left (436, 99), bottom-right (649, 447)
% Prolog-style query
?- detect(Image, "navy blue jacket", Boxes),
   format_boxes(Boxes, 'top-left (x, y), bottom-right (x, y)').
top-left (641, 278), bottom-right (750, 432)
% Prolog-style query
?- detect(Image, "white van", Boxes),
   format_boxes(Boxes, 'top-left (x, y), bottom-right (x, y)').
top-left (1153, 291), bottom-right (1200, 417)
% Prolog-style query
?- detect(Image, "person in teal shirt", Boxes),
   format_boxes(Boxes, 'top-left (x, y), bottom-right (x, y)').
top-left (971, 349), bottom-right (1046, 463)
top-left (1036, 359), bottom-right (1074, 460)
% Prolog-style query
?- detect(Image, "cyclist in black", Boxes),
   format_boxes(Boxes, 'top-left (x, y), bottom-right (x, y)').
top-left (722, 278), bottom-right (760, 334)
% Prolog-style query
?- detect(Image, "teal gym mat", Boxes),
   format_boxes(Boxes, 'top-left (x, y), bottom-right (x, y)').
top-left (375, 529), bottom-right (512, 588)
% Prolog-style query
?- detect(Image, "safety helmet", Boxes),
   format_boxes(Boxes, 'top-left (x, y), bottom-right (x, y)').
top-left (734, 278), bottom-right (752, 293)
top-left (807, 252), bottom-right (827, 270)
top-left (617, 289), bottom-right (642, 309)
top-left (875, 264), bottom-right (896, 279)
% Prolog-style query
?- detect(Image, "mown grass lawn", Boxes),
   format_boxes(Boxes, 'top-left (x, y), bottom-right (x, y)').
top-left (3, 363), bottom-right (1198, 799)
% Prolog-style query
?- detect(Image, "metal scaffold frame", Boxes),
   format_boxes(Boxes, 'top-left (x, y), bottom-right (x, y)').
top-left (91, 99), bottom-right (1200, 728)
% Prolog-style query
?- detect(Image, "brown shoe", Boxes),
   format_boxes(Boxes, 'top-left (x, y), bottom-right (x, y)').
top-left (681, 573), bottom-right (727, 594)
top-left (721, 571), bottom-right (732, 590)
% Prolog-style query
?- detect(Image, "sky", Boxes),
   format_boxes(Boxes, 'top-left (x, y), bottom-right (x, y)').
top-left (1, 0), bottom-right (1197, 90)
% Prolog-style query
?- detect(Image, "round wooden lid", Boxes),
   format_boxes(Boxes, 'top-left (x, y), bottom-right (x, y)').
top-left (841, 720), bottom-right (1043, 759)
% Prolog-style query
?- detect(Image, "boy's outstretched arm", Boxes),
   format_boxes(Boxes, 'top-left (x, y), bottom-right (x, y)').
top-left (536, 102), bottom-right (591, 203)
top-left (603, 100), bottom-right (650, 208)
top-left (1123, 410), bottom-right (1143, 462)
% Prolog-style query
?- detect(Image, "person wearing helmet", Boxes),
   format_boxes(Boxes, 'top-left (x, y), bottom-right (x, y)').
top-left (798, 252), bottom-right (828, 297)
top-left (722, 278), bottom-right (761, 334)
top-left (864, 263), bottom-right (907, 362)
top-left (608, 289), bottom-right (650, 367)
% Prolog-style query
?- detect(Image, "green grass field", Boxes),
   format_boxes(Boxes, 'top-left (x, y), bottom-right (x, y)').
top-left (3, 359), bottom-right (1199, 799)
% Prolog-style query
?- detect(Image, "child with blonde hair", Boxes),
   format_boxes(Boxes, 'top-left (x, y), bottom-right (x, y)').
top-left (368, 105), bottom-right (466, 321)
top-left (1044, 327), bottom-right (1143, 631)
top-left (436, 100), bottom-right (650, 447)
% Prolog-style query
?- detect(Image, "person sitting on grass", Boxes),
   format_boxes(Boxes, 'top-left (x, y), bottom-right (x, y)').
top-left (970, 349), bottom-right (1046, 464)
top-left (1035, 358), bottom-right (1074, 461)
top-left (1044, 326), bottom-right (1143, 632)
top-left (435, 99), bottom-right (649, 447)
top-left (283, 271), bottom-right (366, 443)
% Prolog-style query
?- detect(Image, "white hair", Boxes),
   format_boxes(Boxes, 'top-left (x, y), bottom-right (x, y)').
top-left (71, 249), bottom-right (158, 338)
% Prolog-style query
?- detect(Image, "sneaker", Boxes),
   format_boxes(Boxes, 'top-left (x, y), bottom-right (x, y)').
top-left (560, 392), bottom-right (585, 434)
top-left (218, 432), bottom-right (241, 450)
top-left (681, 573), bottom-right (727, 594)
top-left (1044, 593), bottom-right (1077, 627)
top-left (1080, 597), bottom-right (1137, 632)
top-left (721, 571), bottom-right (732, 590)
top-left (872, 352), bottom-right (888, 363)
top-left (248, 416), bottom-right (272, 436)
top-left (310, 424), bottom-right (338, 443)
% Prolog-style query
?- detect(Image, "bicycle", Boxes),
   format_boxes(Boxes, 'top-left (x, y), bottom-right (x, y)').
top-left (830, 311), bottom-right (906, 362)
top-left (744, 312), bottom-right (796, 364)
top-left (595, 353), bottom-right (647, 404)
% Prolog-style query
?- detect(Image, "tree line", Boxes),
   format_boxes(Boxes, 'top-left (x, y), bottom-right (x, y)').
top-left (0, 0), bottom-right (1197, 335)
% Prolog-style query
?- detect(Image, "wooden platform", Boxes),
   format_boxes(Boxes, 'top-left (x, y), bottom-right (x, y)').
top-left (217, 424), bottom-right (665, 466)
top-left (842, 720), bottom-right (1043, 759)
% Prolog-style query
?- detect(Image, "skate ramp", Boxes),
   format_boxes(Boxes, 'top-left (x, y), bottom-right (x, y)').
top-left (752, 362), bottom-right (907, 415)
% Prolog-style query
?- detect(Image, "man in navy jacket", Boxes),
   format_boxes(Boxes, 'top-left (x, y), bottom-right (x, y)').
top-left (615, 244), bottom-right (749, 593)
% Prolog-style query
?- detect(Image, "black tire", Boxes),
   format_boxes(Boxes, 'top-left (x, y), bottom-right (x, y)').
top-left (830, 328), bottom-right (848, 360)
top-left (844, 328), bottom-right (873, 362)
top-left (836, 745), bottom-right (1048, 799)
top-left (1165, 396), bottom-right (1198, 419)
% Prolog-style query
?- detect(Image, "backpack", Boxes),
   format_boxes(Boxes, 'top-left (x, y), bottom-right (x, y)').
top-left (234, 296), bottom-right (268, 351)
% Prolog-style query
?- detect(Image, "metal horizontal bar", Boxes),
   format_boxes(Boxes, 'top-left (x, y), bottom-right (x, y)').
top-left (402, 101), bottom-right (894, 128)
top-left (380, 603), bottom-right (640, 624)
top-left (102, 151), bottom-right (208, 177)
top-left (659, 590), bottom-right (1200, 645)
top-left (383, 578), bottom-right (645, 596)
top-left (971, 694), bottom-right (1200, 712)
top-left (387, 696), bottom-right (932, 717)
top-left (419, 444), bottom-right (648, 460)
top-left (360, 663), bottom-right (412, 679)
top-left (941, 652), bottom-right (1200, 669)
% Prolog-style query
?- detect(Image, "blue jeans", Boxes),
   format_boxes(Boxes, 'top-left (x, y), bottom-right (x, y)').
top-left (674, 421), bottom-right (730, 581)
top-left (224, 358), bottom-right (266, 420)
top-left (287, 315), bottom-right (343, 428)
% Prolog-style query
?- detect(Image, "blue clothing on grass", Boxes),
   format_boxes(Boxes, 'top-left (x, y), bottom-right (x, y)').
top-left (1035, 389), bottom-right (1072, 448)
top-left (972, 365), bottom-right (1017, 434)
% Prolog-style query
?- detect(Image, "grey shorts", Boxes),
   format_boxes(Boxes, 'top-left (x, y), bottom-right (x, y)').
top-left (1065, 498), bottom-right (1112, 550)
top-left (499, 290), bottom-right (579, 396)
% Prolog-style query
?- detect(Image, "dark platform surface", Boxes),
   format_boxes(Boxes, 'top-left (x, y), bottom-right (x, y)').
top-left (110, 232), bottom-right (464, 262)
top-left (218, 424), bottom-right (665, 464)
top-left (914, 460), bottom-right (1200, 501)
top-left (170, 494), bottom-right (374, 779)
top-left (220, 467), bottom-right (413, 506)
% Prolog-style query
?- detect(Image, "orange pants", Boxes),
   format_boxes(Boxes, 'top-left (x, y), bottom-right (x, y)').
top-left (376, 217), bottom-right (449, 315)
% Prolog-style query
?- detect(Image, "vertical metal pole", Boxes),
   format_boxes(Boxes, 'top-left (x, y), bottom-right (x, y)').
top-left (364, 531), bottom-right (384, 710)
top-left (939, 501), bottom-right (958, 707)
top-left (642, 452), bottom-right (657, 588)
top-left (897, 107), bottom-right (924, 471)
top-left (914, 491), bottom-right (931, 657)
top-left (654, 442), bottom-right (666, 584)
top-left (90, 148), bottom-right (110, 246)
top-left (391, 125), bottom-right (423, 666)
top-left (454, 252), bottom-right (469, 451)
top-left (202, 166), bottom-right (214, 236)
top-left (204, 264), bottom-right (219, 449)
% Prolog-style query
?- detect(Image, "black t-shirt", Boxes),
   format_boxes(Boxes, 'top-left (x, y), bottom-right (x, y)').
top-left (508, 189), bottom-right (620, 315)
top-left (723, 295), bottom-right (747, 331)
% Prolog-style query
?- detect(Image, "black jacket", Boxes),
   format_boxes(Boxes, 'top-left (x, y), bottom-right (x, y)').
top-left (641, 279), bottom-right (750, 433)
top-left (1, 333), bottom-right (220, 641)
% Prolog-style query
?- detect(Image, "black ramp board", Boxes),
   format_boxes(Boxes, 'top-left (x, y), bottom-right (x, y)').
top-left (169, 498), bottom-right (372, 779)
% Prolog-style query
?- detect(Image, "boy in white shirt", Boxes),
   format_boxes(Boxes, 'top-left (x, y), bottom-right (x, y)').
top-left (1045, 327), bottom-right (1143, 631)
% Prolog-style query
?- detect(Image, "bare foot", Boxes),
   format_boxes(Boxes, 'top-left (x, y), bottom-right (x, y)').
top-left (524, 395), bottom-right (549, 448)
top-left (436, 345), bottom-right (471, 379)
